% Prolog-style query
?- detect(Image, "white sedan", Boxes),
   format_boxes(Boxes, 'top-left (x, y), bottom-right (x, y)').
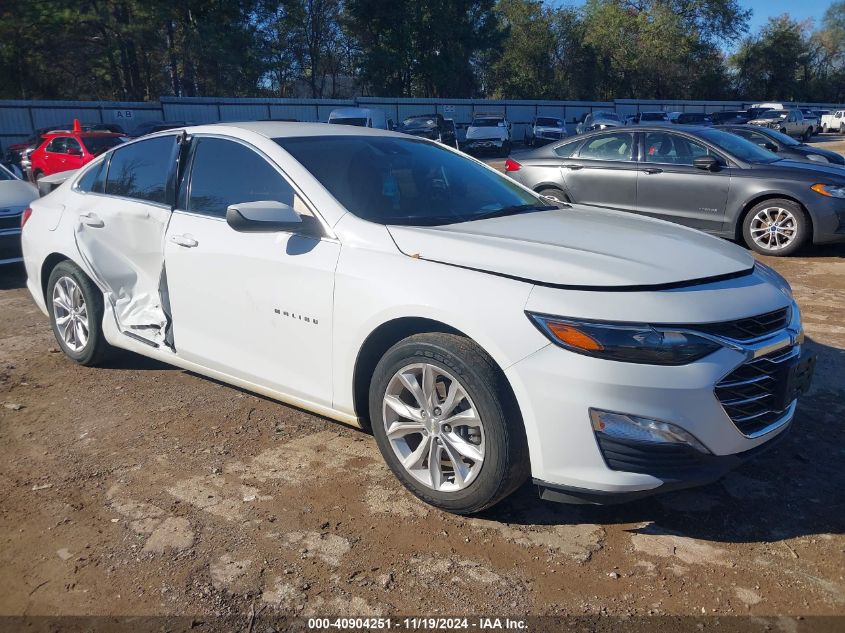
top-left (21, 123), bottom-right (813, 513)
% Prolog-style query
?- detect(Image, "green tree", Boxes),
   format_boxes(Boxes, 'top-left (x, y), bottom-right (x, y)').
top-left (345, 0), bottom-right (503, 97)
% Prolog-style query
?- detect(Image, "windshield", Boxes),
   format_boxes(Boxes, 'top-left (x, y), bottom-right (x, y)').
top-left (536, 117), bottom-right (563, 126)
top-left (593, 112), bottom-right (620, 121)
top-left (276, 135), bottom-right (547, 226)
top-left (329, 117), bottom-right (368, 127)
top-left (402, 117), bottom-right (437, 128)
top-left (698, 129), bottom-right (779, 163)
top-left (0, 164), bottom-right (15, 180)
top-left (760, 110), bottom-right (786, 119)
top-left (640, 112), bottom-right (667, 121)
top-left (81, 136), bottom-right (124, 155)
top-left (677, 113), bottom-right (707, 123)
top-left (471, 118), bottom-right (502, 127)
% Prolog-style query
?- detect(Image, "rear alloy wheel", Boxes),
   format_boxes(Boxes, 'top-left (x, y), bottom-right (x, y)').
top-left (47, 261), bottom-right (112, 365)
top-left (742, 199), bottom-right (808, 256)
top-left (369, 333), bottom-right (529, 514)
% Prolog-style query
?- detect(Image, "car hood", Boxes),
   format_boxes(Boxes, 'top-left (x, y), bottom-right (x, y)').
top-left (466, 126), bottom-right (507, 140)
top-left (386, 208), bottom-right (755, 289)
top-left (759, 159), bottom-right (845, 178)
top-left (0, 179), bottom-right (39, 209)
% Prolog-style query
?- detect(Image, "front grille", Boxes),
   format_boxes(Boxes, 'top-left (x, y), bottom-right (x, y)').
top-left (0, 212), bottom-right (23, 231)
top-left (715, 346), bottom-right (797, 436)
top-left (693, 307), bottom-right (790, 341)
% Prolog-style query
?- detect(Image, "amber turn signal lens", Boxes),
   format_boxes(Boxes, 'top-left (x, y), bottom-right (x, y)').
top-left (546, 323), bottom-right (604, 351)
top-left (811, 183), bottom-right (831, 196)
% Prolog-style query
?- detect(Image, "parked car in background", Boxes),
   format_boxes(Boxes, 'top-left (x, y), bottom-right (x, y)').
top-left (29, 129), bottom-right (124, 180)
top-left (629, 111), bottom-right (669, 125)
top-left (128, 120), bottom-right (191, 138)
top-left (575, 111), bottom-right (621, 135)
top-left (812, 110), bottom-right (830, 121)
top-left (718, 125), bottom-right (845, 166)
top-left (397, 114), bottom-right (457, 148)
top-left (674, 112), bottom-right (712, 126)
top-left (524, 116), bottom-right (567, 146)
top-left (800, 109), bottom-right (820, 130)
top-left (505, 125), bottom-right (845, 256)
top-left (820, 110), bottom-right (845, 134)
top-left (749, 109), bottom-right (815, 141)
top-left (328, 107), bottom-right (391, 130)
top-left (464, 113), bottom-right (511, 156)
top-left (710, 111), bottom-right (751, 125)
top-left (22, 122), bottom-right (814, 512)
top-left (0, 163), bottom-right (38, 264)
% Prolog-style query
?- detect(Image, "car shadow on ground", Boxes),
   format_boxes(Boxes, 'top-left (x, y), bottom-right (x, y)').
top-left (480, 337), bottom-right (845, 545)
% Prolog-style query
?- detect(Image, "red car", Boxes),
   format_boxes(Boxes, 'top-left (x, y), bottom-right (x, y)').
top-left (29, 122), bottom-right (124, 180)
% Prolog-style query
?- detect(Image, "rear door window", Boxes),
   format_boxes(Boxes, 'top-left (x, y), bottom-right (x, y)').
top-left (104, 135), bottom-right (178, 205)
top-left (577, 133), bottom-right (634, 161)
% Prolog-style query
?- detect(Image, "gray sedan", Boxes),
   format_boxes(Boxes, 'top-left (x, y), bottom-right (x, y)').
top-left (505, 126), bottom-right (845, 256)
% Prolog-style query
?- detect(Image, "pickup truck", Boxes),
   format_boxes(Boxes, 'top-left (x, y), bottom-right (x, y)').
top-left (820, 110), bottom-right (845, 134)
top-left (748, 108), bottom-right (815, 141)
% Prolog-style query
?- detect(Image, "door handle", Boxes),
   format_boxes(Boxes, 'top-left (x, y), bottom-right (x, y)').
top-left (561, 164), bottom-right (583, 170)
top-left (643, 167), bottom-right (663, 174)
top-left (79, 212), bottom-right (104, 228)
top-left (170, 234), bottom-right (198, 248)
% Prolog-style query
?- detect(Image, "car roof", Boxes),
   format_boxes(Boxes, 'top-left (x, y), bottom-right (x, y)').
top-left (188, 121), bottom-right (404, 139)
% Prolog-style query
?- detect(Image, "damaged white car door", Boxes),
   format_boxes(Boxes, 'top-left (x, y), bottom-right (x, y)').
top-left (163, 135), bottom-right (340, 407)
top-left (74, 135), bottom-right (179, 345)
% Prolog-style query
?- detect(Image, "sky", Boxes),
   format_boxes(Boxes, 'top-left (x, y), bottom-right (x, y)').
top-left (556, 1), bottom-right (835, 35)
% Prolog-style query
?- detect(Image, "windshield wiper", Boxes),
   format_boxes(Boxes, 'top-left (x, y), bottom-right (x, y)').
top-left (471, 204), bottom-right (558, 222)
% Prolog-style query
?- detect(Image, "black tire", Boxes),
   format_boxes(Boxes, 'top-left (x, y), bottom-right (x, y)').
top-left (46, 260), bottom-right (112, 366)
top-left (536, 186), bottom-right (569, 206)
top-left (368, 333), bottom-right (530, 515)
top-left (840, 123), bottom-right (845, 134)
top-left (802, 127), bottom-right (812, 142)
top-left (499, 141), bottom-right (511, 158)
top-left (741, 198), bottom-right (809, 257)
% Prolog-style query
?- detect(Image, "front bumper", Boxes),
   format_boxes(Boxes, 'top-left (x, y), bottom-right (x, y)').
top-left (807, 195), bottom-right (845, 243)
top-left (535, 425), bottom-right (791, 504)
top-left (464, 138), bottom-right (507, 152)
top-left (505, 301), bottom-right (810, 503)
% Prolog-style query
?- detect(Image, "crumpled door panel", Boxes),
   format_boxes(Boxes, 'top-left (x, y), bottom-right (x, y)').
top-left (74, 199), bottom-right (171, 343)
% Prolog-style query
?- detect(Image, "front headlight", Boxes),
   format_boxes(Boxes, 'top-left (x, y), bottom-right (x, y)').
top-left (527, 313), bottom-right (722, 365)
top-left (811, 183), bottom-right (845, 198)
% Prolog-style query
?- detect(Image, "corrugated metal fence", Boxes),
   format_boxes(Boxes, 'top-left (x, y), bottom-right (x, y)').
top-left (2, 96), bottom-right (844, 151)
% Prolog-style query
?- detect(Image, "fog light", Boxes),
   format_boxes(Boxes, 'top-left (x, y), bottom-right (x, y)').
top-left (589, 409), bottom-right (710, 454)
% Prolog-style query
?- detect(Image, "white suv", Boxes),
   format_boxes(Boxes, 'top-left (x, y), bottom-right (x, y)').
top-left (21, 123), bottom-right (814, 514)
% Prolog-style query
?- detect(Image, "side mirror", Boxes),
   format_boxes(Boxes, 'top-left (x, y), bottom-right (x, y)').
top-left (764, 143), bottom-right (778, 152)
top-left (693, 155), bottom-right (720, 171)
top-left (226, 200), bottom-right (303, 233)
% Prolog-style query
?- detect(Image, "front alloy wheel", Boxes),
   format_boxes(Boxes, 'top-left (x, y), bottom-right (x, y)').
top-left (369, 333), bottom-right (529, 514)
top-left (383, 363), bottom-right (485, 492)
top-left (742, 199), bottom-right (808, 256)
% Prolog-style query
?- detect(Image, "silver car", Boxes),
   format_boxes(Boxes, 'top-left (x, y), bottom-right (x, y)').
top-left (524, 116), bottom-right (567, 147)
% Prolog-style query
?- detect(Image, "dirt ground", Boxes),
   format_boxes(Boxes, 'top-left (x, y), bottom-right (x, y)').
top-left (1, 140), bottom-right (844, 627)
